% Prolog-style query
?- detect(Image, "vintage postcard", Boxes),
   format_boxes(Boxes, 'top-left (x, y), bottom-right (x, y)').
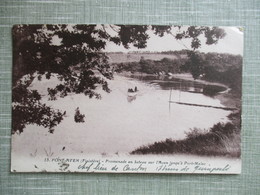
top-left (11, 24), bottom-right (243, 173)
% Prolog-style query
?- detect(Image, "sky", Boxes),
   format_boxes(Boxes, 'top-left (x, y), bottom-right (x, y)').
top-left (104, 26), bottom-right (243, 55)
top-left (50, 25), bottom-right (243, 55)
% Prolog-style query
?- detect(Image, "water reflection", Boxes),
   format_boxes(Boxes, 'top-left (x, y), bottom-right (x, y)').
top-left (127, 94), bottom-right (137, 103)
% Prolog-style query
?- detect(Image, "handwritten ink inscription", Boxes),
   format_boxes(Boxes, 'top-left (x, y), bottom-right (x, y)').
top-left (41, 157), bottom-right (235, 174)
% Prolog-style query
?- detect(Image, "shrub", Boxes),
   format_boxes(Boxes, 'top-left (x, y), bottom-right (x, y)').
top-left (74, 107), bottom-right (85, 123)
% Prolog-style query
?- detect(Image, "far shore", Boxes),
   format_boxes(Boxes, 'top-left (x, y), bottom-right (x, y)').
top-left (116, 71), bottom-right (240, 110)
top-left (170, 73), bottom-right (228, 88)
top-left (117, 71), bottom-right (228, 88)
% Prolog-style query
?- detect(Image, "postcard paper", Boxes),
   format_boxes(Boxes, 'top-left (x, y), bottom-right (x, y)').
top-left (11, 24), bottom-right (243, 173)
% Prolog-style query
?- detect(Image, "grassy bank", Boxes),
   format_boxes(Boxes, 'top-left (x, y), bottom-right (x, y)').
top-left (131, 120), bottom-right (241, 158)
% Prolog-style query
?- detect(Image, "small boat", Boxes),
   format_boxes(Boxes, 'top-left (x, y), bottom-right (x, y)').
top-left (127, 91), bottom-right (138, 97)
top-left (127, 86), bottom-right (138, 97)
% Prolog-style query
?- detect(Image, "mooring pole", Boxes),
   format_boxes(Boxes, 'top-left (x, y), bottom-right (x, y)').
top-left (169, 88), bottom-right (172, 102)
top-left (179, 82), bottom-right (181, 102)
top-left (169, 88), bottom-right (172, 113)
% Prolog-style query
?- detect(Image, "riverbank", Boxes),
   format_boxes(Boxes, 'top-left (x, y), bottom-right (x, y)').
top-left (170, 73), bottom-right (228, 88)
top-left (131, 121), bottom-right (241, 158)
top-left (128, 72), bottom-right (241, 158)
top-left (117, 72), bottom-right (229, 89)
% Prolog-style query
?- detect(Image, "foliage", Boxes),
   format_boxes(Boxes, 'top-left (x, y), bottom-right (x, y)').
top-left (203, 54), bottom-right (242, 95)
top-left (114, 57), bottom-right (187, 74)
top-left (74, 107), bottom-right (85, 123)
top-left (13, 25), bottom-right (113, 97)
top-left (181, 51), bottom-right (205, 79)
top-left (12, 81), bottom-right (65, 134)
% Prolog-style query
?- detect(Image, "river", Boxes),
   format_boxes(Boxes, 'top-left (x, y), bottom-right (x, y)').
top-left (12, 74), bottom-right (231, 156)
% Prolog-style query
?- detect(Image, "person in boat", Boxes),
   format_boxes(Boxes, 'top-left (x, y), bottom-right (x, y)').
top-left (128, 86), bottom-right (138, 93)
top-left (128, 88), bottom-right (134, 92)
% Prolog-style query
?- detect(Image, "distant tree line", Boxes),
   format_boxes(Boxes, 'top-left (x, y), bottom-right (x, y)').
top-left (114, 56), bottom-right (187, 74)
top-left (113, 51), bottom-right (242, 94)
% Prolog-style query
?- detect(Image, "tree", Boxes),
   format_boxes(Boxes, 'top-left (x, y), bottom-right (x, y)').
top-left (182, 51), bottom-right (205, 79)
top-left (12, 24), bottom-right (225, 134)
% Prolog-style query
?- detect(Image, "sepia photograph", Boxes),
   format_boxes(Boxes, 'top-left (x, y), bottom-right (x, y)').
top-left (11, 24), bottom-right (243, 173)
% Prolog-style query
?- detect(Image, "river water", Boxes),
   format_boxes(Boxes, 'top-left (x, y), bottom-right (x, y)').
top-left (12, 74), bottom-right (231, 156)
